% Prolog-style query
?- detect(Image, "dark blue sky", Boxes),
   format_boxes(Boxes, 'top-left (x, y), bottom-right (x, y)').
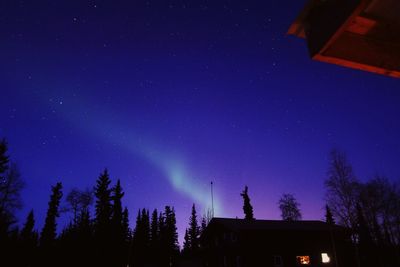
top-left (1, 1), bottom-right (399, 244)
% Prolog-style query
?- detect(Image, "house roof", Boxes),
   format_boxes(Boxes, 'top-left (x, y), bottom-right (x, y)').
top-left (287, 0), bottom-right (400, 78)
top-left (209, 217), bottom-right (345, 232)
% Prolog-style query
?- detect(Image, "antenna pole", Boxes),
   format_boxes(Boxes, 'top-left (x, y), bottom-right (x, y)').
top-left (211, 181), bottom-right (214, 218)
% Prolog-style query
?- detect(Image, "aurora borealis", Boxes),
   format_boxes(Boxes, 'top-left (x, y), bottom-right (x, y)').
top-left (1, 1), bottom-right (400, 245)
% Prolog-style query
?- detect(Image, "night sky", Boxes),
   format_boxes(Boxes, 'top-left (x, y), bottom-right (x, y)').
top-left (1, 1), bottom-right (399, 245)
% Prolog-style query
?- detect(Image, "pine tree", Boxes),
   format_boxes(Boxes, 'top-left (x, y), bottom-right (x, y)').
top-left (325, 205), bottom-right (335, 225)
top-left (141, 209), bottom-right (150, 247)
top-left (187, 204), bottom-right (200, 254)
top-left (240, 186), bottom-right (254, 220)
top-left (40, 182), bottom-right (63, 247)
top-left (112, 180), bottom-right (124, 228)
top-left (111, 180), bottom-right (124, 243)
top-left (200, 217), bottom-right (207, 236)
top-left (20, 210), bottom-right (38, 267)
top-left (131, 208), bottom-right (151, 266)
top-left (93, 169), bottom-right (113, 267)
top-left (111, 180), bottom-right (127, 267)
top-left (183, 229), bottom-right (190, 254)
top-left (21, 210), bottom-right (36, 242)
top-left (122, 207), bottom-right (131, 242)
top-left (94, 169), bottom-right (112, 235)
top-left (120, 207), bottom-right (131, 267)
top-left (162, 206), bottom-right (179, 266)
top-left (150, 209), bottom-right (159, 250)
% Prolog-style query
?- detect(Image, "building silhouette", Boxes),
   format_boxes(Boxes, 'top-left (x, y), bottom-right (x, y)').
top-left (201, 218), bottom-right (355, 267)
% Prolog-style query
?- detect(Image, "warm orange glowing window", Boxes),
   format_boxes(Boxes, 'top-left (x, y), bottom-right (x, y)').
top-left (296, 256), bottom-right (310, 265)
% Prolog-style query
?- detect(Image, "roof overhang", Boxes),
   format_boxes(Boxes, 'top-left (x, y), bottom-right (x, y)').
top-left (288, 0), bottom-right (400, 78)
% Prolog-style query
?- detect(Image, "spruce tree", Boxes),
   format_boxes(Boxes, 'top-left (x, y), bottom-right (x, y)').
top-left (111, 180), bottom-right (124, 244)
top-left (93, 169), bottom-right (113, 267)
top-left (187, 204), bottom-right (200, 254)
top-left (20, 210), bottom-right (38, 267)
top-left (122, 207), bottom-right (131, 242)
top-left (111, 179), bottom-right (126, 267)
top-left (240, 186), bottom-right (254, 220)
top-left (200, 217), bottom-right (207, 236)
top-left (21, 210), bottom-right (36, 242)
top-left (141, 209), bottom-right (150, 248)
top-left (40, 182), bottom-right (63, 247)
top-left (38, 182), bottom-right (62, 267)
top-left (325, 205), bottom-right (335, 225)
top-left (162, 206), bottom-right (179, 266)
top-left (94, 169), bottom-right (112, 235)
top-left (112, 180), bottom-right (124, 228)
top-left (150, 209), bottom-right (159, 250)
top-left (183, 229), bottom-right (190, 255)
top-left (131, 209), bottom-right (151, 266)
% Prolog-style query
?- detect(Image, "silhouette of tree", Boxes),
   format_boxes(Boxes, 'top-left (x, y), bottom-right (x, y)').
top-left (122, 207), bottom-right (131, 242)
top-left (93, 169), bottom-right (113, 267)
top-left (111, 180), bottom-right (124, 226)
top-left (183, 229), bottom-right (190, 254)
top-left (0, 138), bottom-right (9, 236)
top-left (20, 210), bottom-right (38, 267)
top-left (0, 139), bottom-right (9, 175)
top-left (131, 208), bottom-right (151, 266)
top-left (0, 163), bottom-right (24, 235)
top-left (359, 177), bottom-right (399, 246)
top-left (94, 169), bottom-right (112, 234)
top-left (150, 209), bottom-right (159, 252)
top-left (325, 149), bottom-right (360, 228)
top-left (0, 140), bottom-right (25, 267)
top-left (356, 203), bottom-right (375, 267)
top-left (62, 187), bottom-right (95, 267)
top-left (200, 216), bottom-right (207, 236)
top-left (240, 186), bottom-right (254, 220)
top-left (186, 204), bottom-right (200, 254)
top-left (157, 211), bottom-right (166, 265)
top-left (40, 182), bottom-right (63, 247)
top-left (325, 205), bottom-right (335, 225)
top-left (279, 193), bottom-right (302, 221)
top-left (21, 210), bottom-right (37, 242)
top-left (160, 206), bottom-right (179, 267)
top-left (66, 188), bottom-right (93, 225)
top-left (39, 182), bottom-right (62, 267)
top-left (111, 179), bottom-right (128, 267)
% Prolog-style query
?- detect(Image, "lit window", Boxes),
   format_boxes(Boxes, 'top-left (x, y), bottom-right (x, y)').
top-left (296, 256), bottom-right (310, 265)
top-left (321, 253), bottom-right (330, 263)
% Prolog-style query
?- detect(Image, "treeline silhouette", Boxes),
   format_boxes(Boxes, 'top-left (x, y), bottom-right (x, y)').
top-left (0, 139), bottom-right (205, 267)
top-left (1, 138), bottom-right (400, 267)
top-left (324, 150), bottom-right (400, 267)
